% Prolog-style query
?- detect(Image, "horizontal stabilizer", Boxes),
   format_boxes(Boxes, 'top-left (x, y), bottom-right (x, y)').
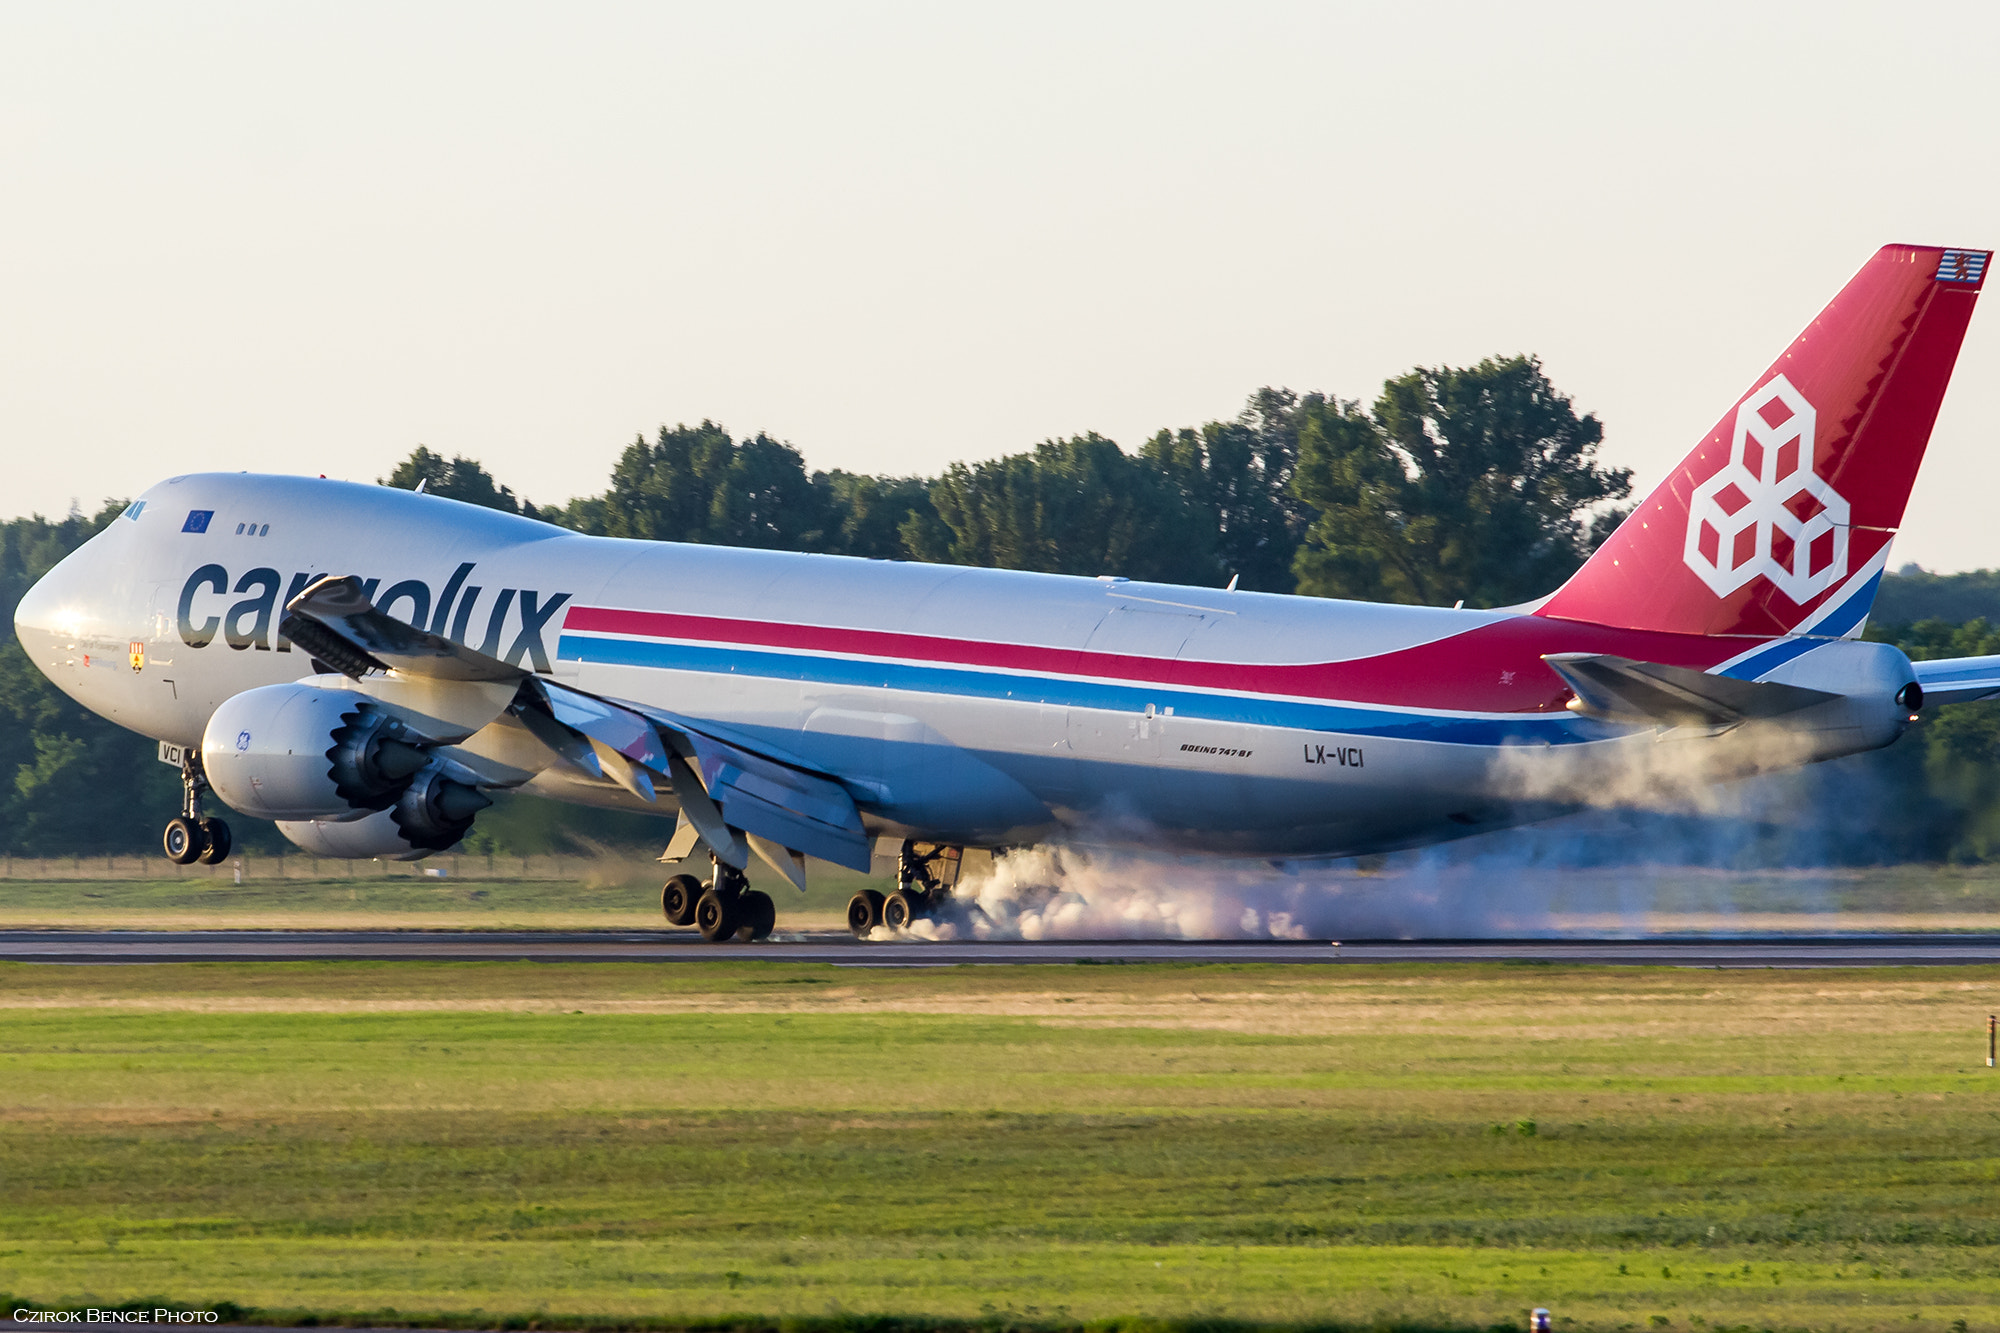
top-left (1543, 653), bottom-right (1839, 729)
top-left (1912, 655), bottom-right (2000, 706)
top-left (282, 575), bottom-right (525, 682)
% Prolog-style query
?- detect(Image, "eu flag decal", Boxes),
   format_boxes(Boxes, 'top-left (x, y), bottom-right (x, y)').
top-left (182, 510), bottom-right (214, 533)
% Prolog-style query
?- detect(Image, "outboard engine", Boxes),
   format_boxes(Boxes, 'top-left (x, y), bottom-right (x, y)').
top-left (389, 762), bottom-right (493, 850)
top-left (202, 680), bottom-right (491, 852)
top-left (278, 807), bottom-right (431, 860)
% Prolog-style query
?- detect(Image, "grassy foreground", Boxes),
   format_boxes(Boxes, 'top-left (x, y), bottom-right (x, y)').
top-left (9, 861), bottom-right (2000, 933)
top-left (0, 858), bottom-right (883, 930)
top-left (2, 960), bottom-right (2000, 1330)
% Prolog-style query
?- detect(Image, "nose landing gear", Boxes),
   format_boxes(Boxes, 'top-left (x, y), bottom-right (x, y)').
top-left (162, 751), bottom-right (232, 866)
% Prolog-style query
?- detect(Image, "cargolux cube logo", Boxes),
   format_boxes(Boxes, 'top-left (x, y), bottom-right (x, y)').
top-left (1683, 375), bottom-right (1849, 603)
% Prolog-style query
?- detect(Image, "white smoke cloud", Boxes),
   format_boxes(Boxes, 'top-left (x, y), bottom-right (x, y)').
top-left (868, 842), bottom-right (1567, 943)
top-left (863, 738), bottom-right (1891, 943)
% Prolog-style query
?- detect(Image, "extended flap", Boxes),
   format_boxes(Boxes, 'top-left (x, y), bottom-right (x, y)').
top-left (681, 730), bottom-right (872, 872)
top-left (517, 681), bottom-right (871, 873)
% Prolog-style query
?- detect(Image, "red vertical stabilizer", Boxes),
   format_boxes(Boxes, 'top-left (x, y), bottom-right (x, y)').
top-left (1539, 245), bottom-right (1989, 639)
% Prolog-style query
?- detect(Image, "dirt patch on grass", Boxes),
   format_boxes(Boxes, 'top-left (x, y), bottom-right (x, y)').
top-left (1, 966), bottom-right (1996, 1043)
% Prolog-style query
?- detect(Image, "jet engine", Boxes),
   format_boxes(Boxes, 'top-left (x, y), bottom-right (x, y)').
top-left (202, 681), bottom-right (492, 850)
top-left (278, 807), bottom-right (432, 860)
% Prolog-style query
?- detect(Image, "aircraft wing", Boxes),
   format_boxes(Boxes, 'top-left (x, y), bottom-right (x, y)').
top-left (281, 574), bottom-right (526, 682)
top-left (1543, 652), bottom-right (1839, 729)
top-left (520, 677), bottom-right (871, 873)
top-left (281, 575), bottom-right (872, 874)
top-left (1911, 655), bottom-right (2000, 706)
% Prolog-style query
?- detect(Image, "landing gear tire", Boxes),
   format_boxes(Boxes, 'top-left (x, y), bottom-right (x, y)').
top-left (163, 816), bottom-right (201, 866)
top-left (661, 874), bottom-right (702, 927)
top-left (882, 888), bottom-right (927, 931)
top-left (197, 818), bottom-right (232, 865)
top-left (740, 890), bottom-right (776, 942)
top-left (696, 888), bottom-right (741, 943)
top-left (846, 889), bottom-right (886, 938)
top-left (165, 750), bottom-right (223, 867)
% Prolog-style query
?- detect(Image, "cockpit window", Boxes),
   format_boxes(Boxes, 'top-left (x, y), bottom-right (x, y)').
top-left (122, 500), bottom-right (146, 521)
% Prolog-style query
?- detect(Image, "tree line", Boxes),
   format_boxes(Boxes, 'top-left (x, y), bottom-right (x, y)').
top-left (391, 355), bottom-right (1630, 608)
top-left (6, 354), bottom-right (2000, 861)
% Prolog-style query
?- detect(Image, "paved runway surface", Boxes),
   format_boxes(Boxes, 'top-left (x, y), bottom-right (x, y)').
top-left (2, 929), bottom-right (1998, 966)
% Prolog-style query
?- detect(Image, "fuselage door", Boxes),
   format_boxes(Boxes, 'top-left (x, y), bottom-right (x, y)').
top-left (1067, 605), bottom-right (1205, 761)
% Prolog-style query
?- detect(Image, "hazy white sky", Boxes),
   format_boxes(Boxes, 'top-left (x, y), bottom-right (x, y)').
top-left (4, 2), bottom-right (1998, 569)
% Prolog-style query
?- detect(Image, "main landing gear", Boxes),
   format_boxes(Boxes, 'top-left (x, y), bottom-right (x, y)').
top-left (662, 857), bottom-right (776, 943)
top-left (848, 841), bottom-right (963, 938)
top-left (163, 750), bottom-right (232, 867)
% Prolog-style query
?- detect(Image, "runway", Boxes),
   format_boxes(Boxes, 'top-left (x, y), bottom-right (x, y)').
top-left (2, 929), bottom-right (1999, 966)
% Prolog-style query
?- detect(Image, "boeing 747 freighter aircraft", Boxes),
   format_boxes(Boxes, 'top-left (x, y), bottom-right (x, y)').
top-left (15, 245), bottom-right (2000, 940)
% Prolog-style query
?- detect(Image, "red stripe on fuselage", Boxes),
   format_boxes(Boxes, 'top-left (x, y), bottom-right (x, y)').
top-left (564, 606), bottom-right (1771, 714)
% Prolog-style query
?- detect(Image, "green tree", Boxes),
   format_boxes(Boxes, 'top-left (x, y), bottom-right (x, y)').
top-left (818, 471), bottom-right (942, 562)
top-left (1861, 617), bottom-right (2000, 862)
top-left (913, 433), bottom-right (1220, 585)
top-left (1141, 387), bottom-right (1312, 593)
top-left (1291, 355), bottom-right (1632, 608)
top-left (1873, 567), bottom-right (2000, 625)
top-left (380, 446), bottom-right (535, 515)
top-left (554, 422), bottom-right (838, 551)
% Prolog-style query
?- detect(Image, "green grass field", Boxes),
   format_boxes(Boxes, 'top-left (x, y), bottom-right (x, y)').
top-left (3, 960), bottom-right (2000, 1330)
top-left (9, 860), bottom-right (2000, 934)
top-left (0, 857), bottom-right (887, 930)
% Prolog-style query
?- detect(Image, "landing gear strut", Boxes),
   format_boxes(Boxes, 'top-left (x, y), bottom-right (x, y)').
top-left (662, 856), bottom-right (774, 943)
top-left (849, 841), bottom-right (962, 938)
top-left (163, 751), bottom-right (232, 867)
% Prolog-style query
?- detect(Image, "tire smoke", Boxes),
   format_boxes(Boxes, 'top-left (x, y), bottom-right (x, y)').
top-left (867, 740), bottom-right (1905, 942)
top-left (871, 843), bottom-right (1561, 942)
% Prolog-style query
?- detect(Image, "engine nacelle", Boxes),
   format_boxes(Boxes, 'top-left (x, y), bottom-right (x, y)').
top-left (204, 681), bottom-right (423, 820)
top-left (390, 761), bottom-right (494, 850)
top-left (202, 682), bottom-right (492, 848)
top-left (277, 807), bottom-right (432, 861)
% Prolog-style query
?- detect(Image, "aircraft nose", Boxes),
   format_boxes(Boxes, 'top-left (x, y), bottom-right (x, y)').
top-left (13, 548), bottom-right (90, 684)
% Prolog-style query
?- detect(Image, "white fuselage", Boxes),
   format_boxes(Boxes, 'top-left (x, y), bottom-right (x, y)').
top-left (13, 474), bottom-right (1915, 858)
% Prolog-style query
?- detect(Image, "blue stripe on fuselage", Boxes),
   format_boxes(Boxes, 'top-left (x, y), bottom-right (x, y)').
top-left (558, 633), bottom-right (1626, 748)
top-left (1717, 568), bottom-right (1884, 680)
